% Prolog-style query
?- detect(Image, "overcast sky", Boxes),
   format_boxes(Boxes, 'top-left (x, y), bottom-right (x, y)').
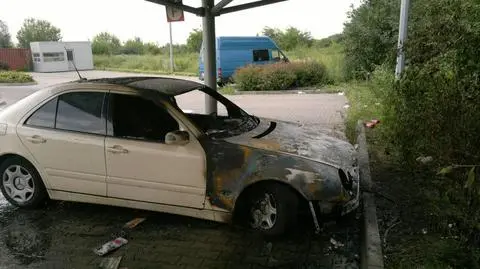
top-left (1, 0), bottom-right (361, 45)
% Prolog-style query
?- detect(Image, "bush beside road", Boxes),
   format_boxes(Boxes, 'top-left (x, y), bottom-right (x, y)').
top-left (0, 71), bottom-right (34, 83)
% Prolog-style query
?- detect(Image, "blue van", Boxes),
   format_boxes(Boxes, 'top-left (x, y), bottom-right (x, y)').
top-left (198, 36), bottom-right (288, 86)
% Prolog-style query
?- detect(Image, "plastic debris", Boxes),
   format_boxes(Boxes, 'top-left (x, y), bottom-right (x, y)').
top-left (123, 218), bottom-right (146, 229)
top-left (99, 256), bottom-right (123, 269)
top-left (422, 228), bottom-right (428, 235)
top-left (297, 91), bottom-right (305, 94)
top-left (330, 238), bottom-right (345, 248)
top-left (343, 104), bottom-right (350, 109)
top-left (365, 119), bottom-right (381, 128)
top-left (338, 92), bottom-right (345, 96)
top-left (94, 237), bottom-right (128, 256)
top-left (416, 156), bottom-right (433, 164)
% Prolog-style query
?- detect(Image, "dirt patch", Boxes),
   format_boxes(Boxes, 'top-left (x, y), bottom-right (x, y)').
top-left (366, 131), bottom-right (479, 268)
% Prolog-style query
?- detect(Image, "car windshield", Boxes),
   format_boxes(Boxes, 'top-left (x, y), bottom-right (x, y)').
top-left (173, 87), bottom-right (259, 138)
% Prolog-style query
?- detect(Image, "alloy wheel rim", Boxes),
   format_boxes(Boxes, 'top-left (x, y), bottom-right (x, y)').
top-left (251, 193), bottom-right (277, 230)
top-left (2, 165), bottom-right (35, 203)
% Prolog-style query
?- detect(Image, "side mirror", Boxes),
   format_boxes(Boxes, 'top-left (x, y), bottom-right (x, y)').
top-left (165, 130), bottom-right (190, 145)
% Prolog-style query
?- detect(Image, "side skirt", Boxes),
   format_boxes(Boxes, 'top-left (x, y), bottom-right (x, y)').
top-left (49, 190), bottom-right (232, 223)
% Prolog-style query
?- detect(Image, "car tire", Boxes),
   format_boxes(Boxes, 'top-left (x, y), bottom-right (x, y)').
top-left (247, 184), bottom-right (299, 237)
top-left (0, 157), bottom-right (48, 209)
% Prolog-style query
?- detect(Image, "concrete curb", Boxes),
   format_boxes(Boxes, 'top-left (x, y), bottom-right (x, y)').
top-left (356, 120), bottom-right (384, 269)
top-left (0, 81), bottom-right (37, 86)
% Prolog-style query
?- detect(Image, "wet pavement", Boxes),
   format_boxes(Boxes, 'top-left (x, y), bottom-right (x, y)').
top-left (0, 71), bottom-right (357, 269)
top-left (0, 196), bottom-right (360, 269)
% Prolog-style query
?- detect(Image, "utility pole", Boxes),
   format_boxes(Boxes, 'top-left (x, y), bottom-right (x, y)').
top-left (202, 0), bottom-right (217, 114)
top-left (395, 0), bottom-right (410, 79)
top-left (169, 22), bottom-right (174, 73)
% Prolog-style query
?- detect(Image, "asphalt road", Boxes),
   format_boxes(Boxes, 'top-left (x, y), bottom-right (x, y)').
top-left (0, 70), bottom-right (356, 269)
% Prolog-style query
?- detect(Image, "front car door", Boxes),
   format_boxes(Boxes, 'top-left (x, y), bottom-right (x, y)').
top-left (16, 90), bottom-right (108, 196)
top-left (104, 90), bottom-right (207, 209)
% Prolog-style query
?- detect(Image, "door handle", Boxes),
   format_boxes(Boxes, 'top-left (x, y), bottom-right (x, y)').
top-left (26, 135), bottom-right (46, 144)
top-left (107, 145), bottom-right (129, 154)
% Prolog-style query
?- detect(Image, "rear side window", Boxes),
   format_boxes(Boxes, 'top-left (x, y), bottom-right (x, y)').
top-left (26, 97), bottom-right (58, 128)
top-left (253, 49), bottom-right (270, 62)
top-left (56, 92), bottom-right (106, 135)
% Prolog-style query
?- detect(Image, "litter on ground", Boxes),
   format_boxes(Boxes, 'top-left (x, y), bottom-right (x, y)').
top-left (123, 218), bottom-right (146, 229)
top-left (94, 237), bottom-right (128, 256)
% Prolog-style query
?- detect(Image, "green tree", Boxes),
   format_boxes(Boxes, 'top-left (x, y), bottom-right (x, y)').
top-left (16, 18), bottom-right (62, 48)
top-left (262, 27), bottom-right (282, 45)
top-left (261, 26), bottom-right (313, 50)
top-left (92, 32), bottom-right (121, 55)
top-left (342, 0), bottom-right (400, 79)
top-left (186, 28), bottom-right (202, 52)
top-left (121, 37), bottom-right (145, 55)
top-left (144, 42), bottom-right (161, 55)
top-left (0, 20), bottom-right (12, 48)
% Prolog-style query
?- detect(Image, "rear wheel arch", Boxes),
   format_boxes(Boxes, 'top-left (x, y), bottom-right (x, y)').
top-left (0, 153), bottom-right (50, 196)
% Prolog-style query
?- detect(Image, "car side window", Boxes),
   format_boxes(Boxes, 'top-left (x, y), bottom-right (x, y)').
top-left (109, 93), bottom-right (179, 142)
top-left (55, 92), bottom-right (106, 135)
top-left (253, 49), bottom-right (270, 62)
top-left (25, 97), bottom-right (58, 128)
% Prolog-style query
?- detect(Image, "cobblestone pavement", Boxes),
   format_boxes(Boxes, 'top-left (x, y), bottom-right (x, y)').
top-left (0, 199), bottom-right (360, 269)
top-left (0, 71), bottom-right (358, 269)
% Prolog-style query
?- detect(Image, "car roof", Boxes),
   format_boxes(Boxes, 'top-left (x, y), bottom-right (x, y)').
top-left (77, 76), bottom-right (205, 96)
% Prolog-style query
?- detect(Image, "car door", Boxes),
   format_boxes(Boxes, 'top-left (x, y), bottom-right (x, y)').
top-left (105, 91), bottom-right (207, 209)
top-left (16, 90), bottom-right (108, 196)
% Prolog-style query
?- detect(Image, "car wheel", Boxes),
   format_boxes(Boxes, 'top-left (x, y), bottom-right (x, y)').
top-left (0, 157), bottom-right (47, 209)
top-left (248, 184), bottom-right (298, 236)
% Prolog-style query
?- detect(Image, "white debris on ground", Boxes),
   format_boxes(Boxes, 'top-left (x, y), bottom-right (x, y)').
top-left (338, 92), bottom-right (345, 96)
top-left (330, 238), bottom-right (345, 248)
top-left (416, 156), bottom-right (433, 164)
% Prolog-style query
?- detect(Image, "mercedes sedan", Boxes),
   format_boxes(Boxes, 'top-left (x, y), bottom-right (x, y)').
top-left (0, 77), bottom-right (360, 236)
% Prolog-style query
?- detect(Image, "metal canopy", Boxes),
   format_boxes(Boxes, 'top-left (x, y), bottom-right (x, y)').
top-left (146, 0), bottom-right (288, 113)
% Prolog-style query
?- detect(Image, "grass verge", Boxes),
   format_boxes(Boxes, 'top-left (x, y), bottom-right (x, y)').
top-left (94, 53), bottom-right (199, 75)
top-left (0, 71), bottom-right (34, 83)
top-left (345, 81), bottom-right (480, 269)
top-left (95, 67), bottom-right (196, 77)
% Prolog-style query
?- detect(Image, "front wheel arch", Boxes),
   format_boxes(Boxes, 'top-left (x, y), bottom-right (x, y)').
top-left (232, 180), bottom-right (308, 234)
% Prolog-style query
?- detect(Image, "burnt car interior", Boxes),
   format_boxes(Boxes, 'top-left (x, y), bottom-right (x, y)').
top-left (110, 93), bottom-right (179, 142)
top-left (172, 89), bottom-right (260, 138)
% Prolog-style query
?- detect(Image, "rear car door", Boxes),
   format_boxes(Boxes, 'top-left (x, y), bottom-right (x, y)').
top-left (104, 91), bottom-right (207, 208)
top-left (17, 90), bottom-right (108, 196)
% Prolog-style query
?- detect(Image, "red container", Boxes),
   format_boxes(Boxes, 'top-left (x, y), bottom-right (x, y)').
top-left (0, 48), bottom-right (32, 71)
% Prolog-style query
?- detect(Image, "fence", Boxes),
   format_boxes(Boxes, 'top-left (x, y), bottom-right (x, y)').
top-left (0, 48), bottom-right (32, 71)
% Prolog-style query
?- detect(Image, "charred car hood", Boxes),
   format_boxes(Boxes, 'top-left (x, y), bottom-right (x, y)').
top-left (224, 118), bottom-right (357, 168)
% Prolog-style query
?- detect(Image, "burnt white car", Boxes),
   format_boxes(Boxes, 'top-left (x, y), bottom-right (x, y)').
top-left (0, 77), bottom-right (359, 236)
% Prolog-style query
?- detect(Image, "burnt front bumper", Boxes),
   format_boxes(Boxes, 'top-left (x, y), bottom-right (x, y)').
top-left (340, 176), bottom-right (360, 215)
top-left (318, 166), bottom-right (361, 216)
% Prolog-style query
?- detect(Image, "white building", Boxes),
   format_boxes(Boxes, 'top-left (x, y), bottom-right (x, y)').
top-left (30, 41), bottom-right (94, 72)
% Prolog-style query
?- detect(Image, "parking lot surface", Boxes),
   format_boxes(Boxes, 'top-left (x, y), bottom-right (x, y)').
top-left (0, 71), bottom-right (357, 269)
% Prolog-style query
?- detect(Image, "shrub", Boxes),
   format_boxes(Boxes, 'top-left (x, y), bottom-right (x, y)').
top-left (260, 63), bottom-right (297, 91)
top-left (0, 61), bottom-right (9, 71)
top-left (233, 65), bottom-right (263, 91)
top-left (234, 61), bottom-right (329, 91)
top-left (0, 71), bottom-right (34, 83)
top-left (291, 61), bottom-right (328, 87)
